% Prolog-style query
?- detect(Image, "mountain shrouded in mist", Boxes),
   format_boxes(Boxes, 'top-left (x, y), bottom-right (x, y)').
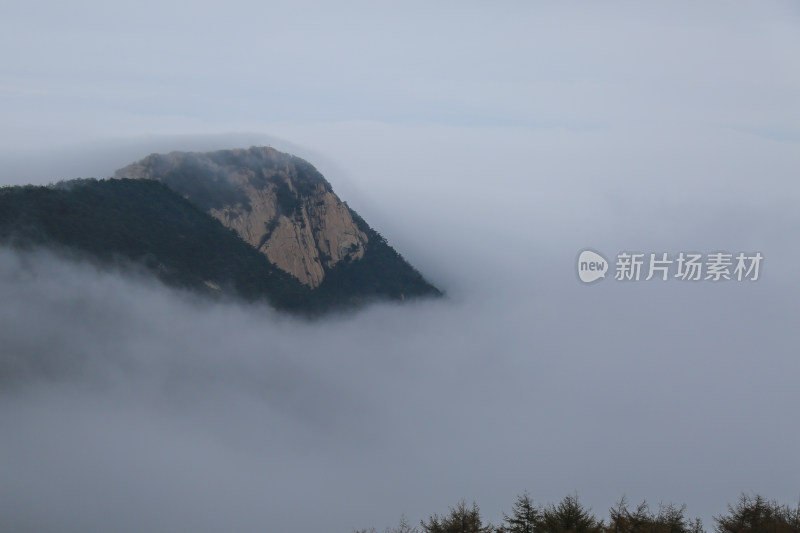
top-left (0, 146), bottom-right (441, 313)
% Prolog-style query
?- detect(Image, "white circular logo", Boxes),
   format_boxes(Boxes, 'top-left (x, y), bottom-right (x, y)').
top-left (577, 249), bottom-right (608, 283)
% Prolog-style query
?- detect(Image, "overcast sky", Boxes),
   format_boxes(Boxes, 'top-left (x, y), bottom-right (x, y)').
top-left (1, 2), bottom-right (799, 532)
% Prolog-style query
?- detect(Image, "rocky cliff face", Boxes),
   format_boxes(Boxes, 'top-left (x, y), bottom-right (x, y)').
top-left (115, 147), bottom-right (369, 287)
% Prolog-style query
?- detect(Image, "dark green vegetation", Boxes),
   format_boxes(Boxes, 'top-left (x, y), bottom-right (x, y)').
top-left (355, 493), bottom-right (800, 533)
top-left (314, 207), bottom-right (442, 306)
top-left (0, 178), bottom-right (438, 314)
top-left (0, 178), bottom-right (310, 310)
top-left (715, 494), bottom-right (800, 533)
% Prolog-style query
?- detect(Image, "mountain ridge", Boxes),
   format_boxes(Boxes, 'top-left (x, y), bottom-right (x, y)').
top-left (0, 147), bottom-right (442, 314)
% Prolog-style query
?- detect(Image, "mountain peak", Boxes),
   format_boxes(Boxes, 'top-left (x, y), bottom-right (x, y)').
top-left (0, 146), bottom-right (440, 313)
top-left (116, 146), bottom-right (369, 288)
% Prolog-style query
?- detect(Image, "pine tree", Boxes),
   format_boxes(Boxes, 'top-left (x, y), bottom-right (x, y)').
top-left (421, 500), bottom-right (493, 533)
top-left (538, 493), bottom-right (603, 533)
top-left (714, 494), bottom-right (800, 533)
top-left (501, 491), bottom-right (541, 533)
top-left (387, 514), bottom-right (420, 533)
top-left (605, 497), bottom-right (704, 533)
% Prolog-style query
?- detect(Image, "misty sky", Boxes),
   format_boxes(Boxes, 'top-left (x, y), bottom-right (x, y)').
top-left (1, 2), bottom-right (799, 532)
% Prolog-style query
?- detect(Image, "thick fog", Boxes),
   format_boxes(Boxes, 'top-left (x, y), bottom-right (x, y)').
top-left (1, 124), bottom-right (798, 531)
top-left (1, 2), bottom-right (799, 532)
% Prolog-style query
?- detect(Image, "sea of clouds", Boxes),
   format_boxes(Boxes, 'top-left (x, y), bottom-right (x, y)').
top-left (0, 123), bottom-right (798, 532)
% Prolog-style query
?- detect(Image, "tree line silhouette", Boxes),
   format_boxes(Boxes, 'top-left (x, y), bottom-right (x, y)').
top-left (355, 492), bottom-right (800, 533)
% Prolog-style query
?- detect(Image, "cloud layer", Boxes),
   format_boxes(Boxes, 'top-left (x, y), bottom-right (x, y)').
top-left (1, 119), bottom-right (798, 533)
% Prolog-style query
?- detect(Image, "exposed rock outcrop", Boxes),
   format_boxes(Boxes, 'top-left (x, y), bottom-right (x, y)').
top-left (115, 146), bottom-right (368, 287)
